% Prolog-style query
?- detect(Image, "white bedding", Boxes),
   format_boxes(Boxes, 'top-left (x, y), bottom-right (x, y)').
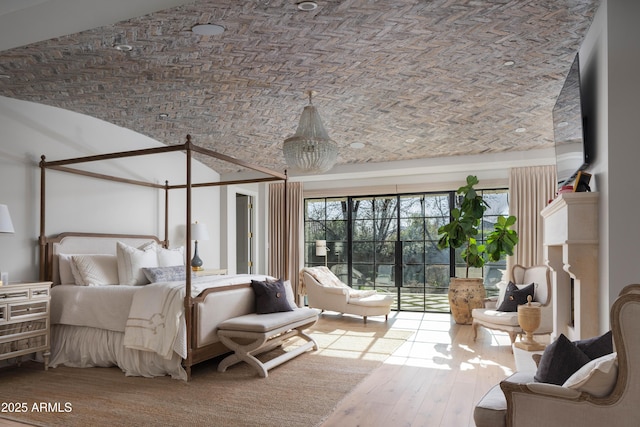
top-left (49, 274), bottom-right (272, 379)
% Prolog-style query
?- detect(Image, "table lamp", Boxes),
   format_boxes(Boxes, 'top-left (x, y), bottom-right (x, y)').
top-left (190, 221), bottom-right (210, 271)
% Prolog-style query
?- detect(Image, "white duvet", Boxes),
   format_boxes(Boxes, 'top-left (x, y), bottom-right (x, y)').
top-left (49, 274), bottom-right (271, 378)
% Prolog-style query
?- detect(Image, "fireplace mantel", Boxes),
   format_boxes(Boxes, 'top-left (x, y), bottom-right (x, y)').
top-left (541, 192), bottom-right (599, 340)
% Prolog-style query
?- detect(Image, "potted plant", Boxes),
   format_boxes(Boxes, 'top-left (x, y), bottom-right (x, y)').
top-left (437, 175), bottom-right (519, 324)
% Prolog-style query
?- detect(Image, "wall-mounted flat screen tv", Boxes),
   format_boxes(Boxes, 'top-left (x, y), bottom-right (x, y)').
top-left (553, 53), bottom-right (592, 188)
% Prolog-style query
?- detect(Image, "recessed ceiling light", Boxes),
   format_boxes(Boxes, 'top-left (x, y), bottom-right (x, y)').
top-left (114, 44), bottom-right (133, 52)
top-left (350, 142), bottom-right (365, 149)
top-left (297, 1), bottom-right (318, 11)
top-left (192, 24), bottom-right (225, 36)
top-left (515, 127), bottom-right (527, 133)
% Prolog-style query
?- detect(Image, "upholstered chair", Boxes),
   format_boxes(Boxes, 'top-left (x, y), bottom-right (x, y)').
top-left (498, 284), bottom-right (640, 426)
top-left (471, 264), bottom-right (552, 345)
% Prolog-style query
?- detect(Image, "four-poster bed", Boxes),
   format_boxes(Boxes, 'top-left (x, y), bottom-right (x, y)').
top-left (38, 135), bottom-right (290, 380)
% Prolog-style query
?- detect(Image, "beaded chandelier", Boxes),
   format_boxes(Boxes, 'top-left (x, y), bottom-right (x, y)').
top-left (283, 91), bottom-right (338, 173)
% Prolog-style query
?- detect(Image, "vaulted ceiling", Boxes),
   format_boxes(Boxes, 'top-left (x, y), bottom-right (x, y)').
top-left (0, 0), bottom-right (599, 175)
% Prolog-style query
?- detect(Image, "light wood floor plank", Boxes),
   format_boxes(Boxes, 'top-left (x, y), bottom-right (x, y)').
top-left (321, 311), bottom-right (516, 427)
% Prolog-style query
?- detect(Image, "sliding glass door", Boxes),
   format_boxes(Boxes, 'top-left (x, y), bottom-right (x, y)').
top-left (304, 188), bottom-right (509, 312)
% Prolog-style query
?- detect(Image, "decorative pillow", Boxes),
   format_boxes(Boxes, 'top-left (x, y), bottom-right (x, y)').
top-left (58, 253), bottom-right (82, 285)
top-left (534, 333), bottom-right (591, 385)
top-left (563, 352), bottom-right (618, 397)
top-left (268, 278), bottom-right (297, 309)
top-left (143, 266), bottom-right (190, 283)
top-left (575, 330), bottom-right (613, 360)
top-left (497, 282), bottom-right (535, 312)
top-left (251, 279), bottom-right (294, 314)
top-left (156, 246), bottom-right (185, 267)
top-left (70, 254), bottom-right (119, 286)
top-left (116, 241), bottom-right (158, 286)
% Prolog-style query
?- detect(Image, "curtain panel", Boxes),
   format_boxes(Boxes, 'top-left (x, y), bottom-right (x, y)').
top-left (509, 165), bottom-right (557, 269)
top-left (268, 181), bottom-right (303, 302)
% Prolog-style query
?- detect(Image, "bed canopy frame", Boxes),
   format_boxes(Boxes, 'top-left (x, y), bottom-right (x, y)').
top-left (38, 135), bottom-right (289, 377)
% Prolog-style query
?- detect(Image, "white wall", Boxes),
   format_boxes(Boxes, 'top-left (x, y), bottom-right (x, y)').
top-left (606, 0), bottom-right (640, 301)
top-left (0, 96), bottom-right (221, 282)
top-left (578, 0), bottom-right (640, 332)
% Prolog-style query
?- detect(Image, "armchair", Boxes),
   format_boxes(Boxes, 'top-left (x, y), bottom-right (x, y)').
top-left (301, 266), bottom-right (394, 323)
top-left (472, 264), bottom-right (552, 345)
top-left (498, 285), bottom-right (640, 427)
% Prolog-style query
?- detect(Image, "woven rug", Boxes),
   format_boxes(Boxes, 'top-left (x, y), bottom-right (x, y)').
top-left (0, 321), bottom-right (412, 427)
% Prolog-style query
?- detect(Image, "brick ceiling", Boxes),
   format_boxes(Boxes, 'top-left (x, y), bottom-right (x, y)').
top-left (0, 0), bottom-right (599, 175)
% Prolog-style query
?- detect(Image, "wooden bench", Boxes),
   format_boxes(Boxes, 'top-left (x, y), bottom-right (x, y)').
top-left (216, 308), bottom-right (320, 378)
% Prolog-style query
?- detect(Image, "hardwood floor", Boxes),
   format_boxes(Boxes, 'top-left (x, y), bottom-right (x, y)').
top-left (0, 311), bottom-right (516, 427)
top-left (321, 310), bottom-right (516, 427)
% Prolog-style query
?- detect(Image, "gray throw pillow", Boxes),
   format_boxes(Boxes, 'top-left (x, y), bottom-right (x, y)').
top-left (251, 279), bottom-right (294, 314)
top-left (142, 266), bottom-right (189, 283)
top-left (534, 333), bottom-right (591, 385)
top-left (497, 282), bottom-right (535, 312)
top-left (575, 330), bottom-right (613, 360)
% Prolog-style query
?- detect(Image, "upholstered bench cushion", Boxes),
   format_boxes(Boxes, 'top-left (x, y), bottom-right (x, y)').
top-left (348, 294), bottom-right (394, 307)
top-left (474, 371), bottom-right (534, 427)
top-left (218, 308), bottom-right (320, 333)
top-left (471, 308), bottom-right (520, 327)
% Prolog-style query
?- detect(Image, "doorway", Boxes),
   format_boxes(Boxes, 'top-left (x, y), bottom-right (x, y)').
top-left (235, 194), bottom-right (253, 274)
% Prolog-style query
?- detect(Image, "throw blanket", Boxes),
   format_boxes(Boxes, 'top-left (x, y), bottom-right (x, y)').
top-left (301, 267), bottom-right (377, 299)
top-left (123, 274), bottom-right (272, 360)
top-left (123, 281), bottom-right (185, 360)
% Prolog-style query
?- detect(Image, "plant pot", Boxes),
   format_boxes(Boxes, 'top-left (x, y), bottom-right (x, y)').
top-left (448, 277), bottom-right (486, 325)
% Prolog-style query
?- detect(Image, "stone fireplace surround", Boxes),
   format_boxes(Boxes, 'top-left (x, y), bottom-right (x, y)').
top-left (541, 192), bottom-right (599, 341)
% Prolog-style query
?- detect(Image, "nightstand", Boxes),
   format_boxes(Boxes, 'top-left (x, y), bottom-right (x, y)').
top-left (0, 281), bottom-right (52, 370)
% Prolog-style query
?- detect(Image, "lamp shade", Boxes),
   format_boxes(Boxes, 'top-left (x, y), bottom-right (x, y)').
top-left (315, 240), bottom-right (327, 257)
top-left (0, 204), bottom-right (14, 234)
top-left (191, 222), bottom-right (210, 241)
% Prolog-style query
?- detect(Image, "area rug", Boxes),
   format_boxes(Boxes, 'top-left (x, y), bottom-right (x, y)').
top-left (0, 322), bottom-right (412, 427)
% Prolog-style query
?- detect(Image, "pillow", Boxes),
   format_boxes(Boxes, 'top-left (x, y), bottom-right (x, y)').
top-left (116, 241), bottom-right (158, 285)
top-left (575, 330), bottom-right (613, 360)
top-left (70, 254), bottom-right (119, 286)
top-left (58, 253), bottom-right (80, 285)
top-left (563, 352), bottom-right (618, 397)
top-left (251, 278), bottom-right (294, 314)
top-left (156, 246), bottom-right (185, 267)
top-left (534, 333), bottom-right (591, 385)
top-left (497, 282), bottom-right (535, 312)
top-left (143, 266), bottom-right (190, 283)
top-left (284, 279), bottom-right (298, 308)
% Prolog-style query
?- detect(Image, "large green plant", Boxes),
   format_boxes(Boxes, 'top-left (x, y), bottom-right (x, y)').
top-left (437, 175), bottom-right (519, 278)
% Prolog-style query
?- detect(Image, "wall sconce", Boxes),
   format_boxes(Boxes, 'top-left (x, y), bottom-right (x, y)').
top-left (190, 221), bottom-right (210, 271)
top-left (315, 240), bottom-right (329, 267)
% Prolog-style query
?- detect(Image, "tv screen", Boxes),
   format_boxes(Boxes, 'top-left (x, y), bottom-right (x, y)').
top-left (553, 54), bottom-right (590, 188)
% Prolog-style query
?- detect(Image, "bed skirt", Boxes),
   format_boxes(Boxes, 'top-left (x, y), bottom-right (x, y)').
top-left (50, 324), bottom-right (187, 380)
